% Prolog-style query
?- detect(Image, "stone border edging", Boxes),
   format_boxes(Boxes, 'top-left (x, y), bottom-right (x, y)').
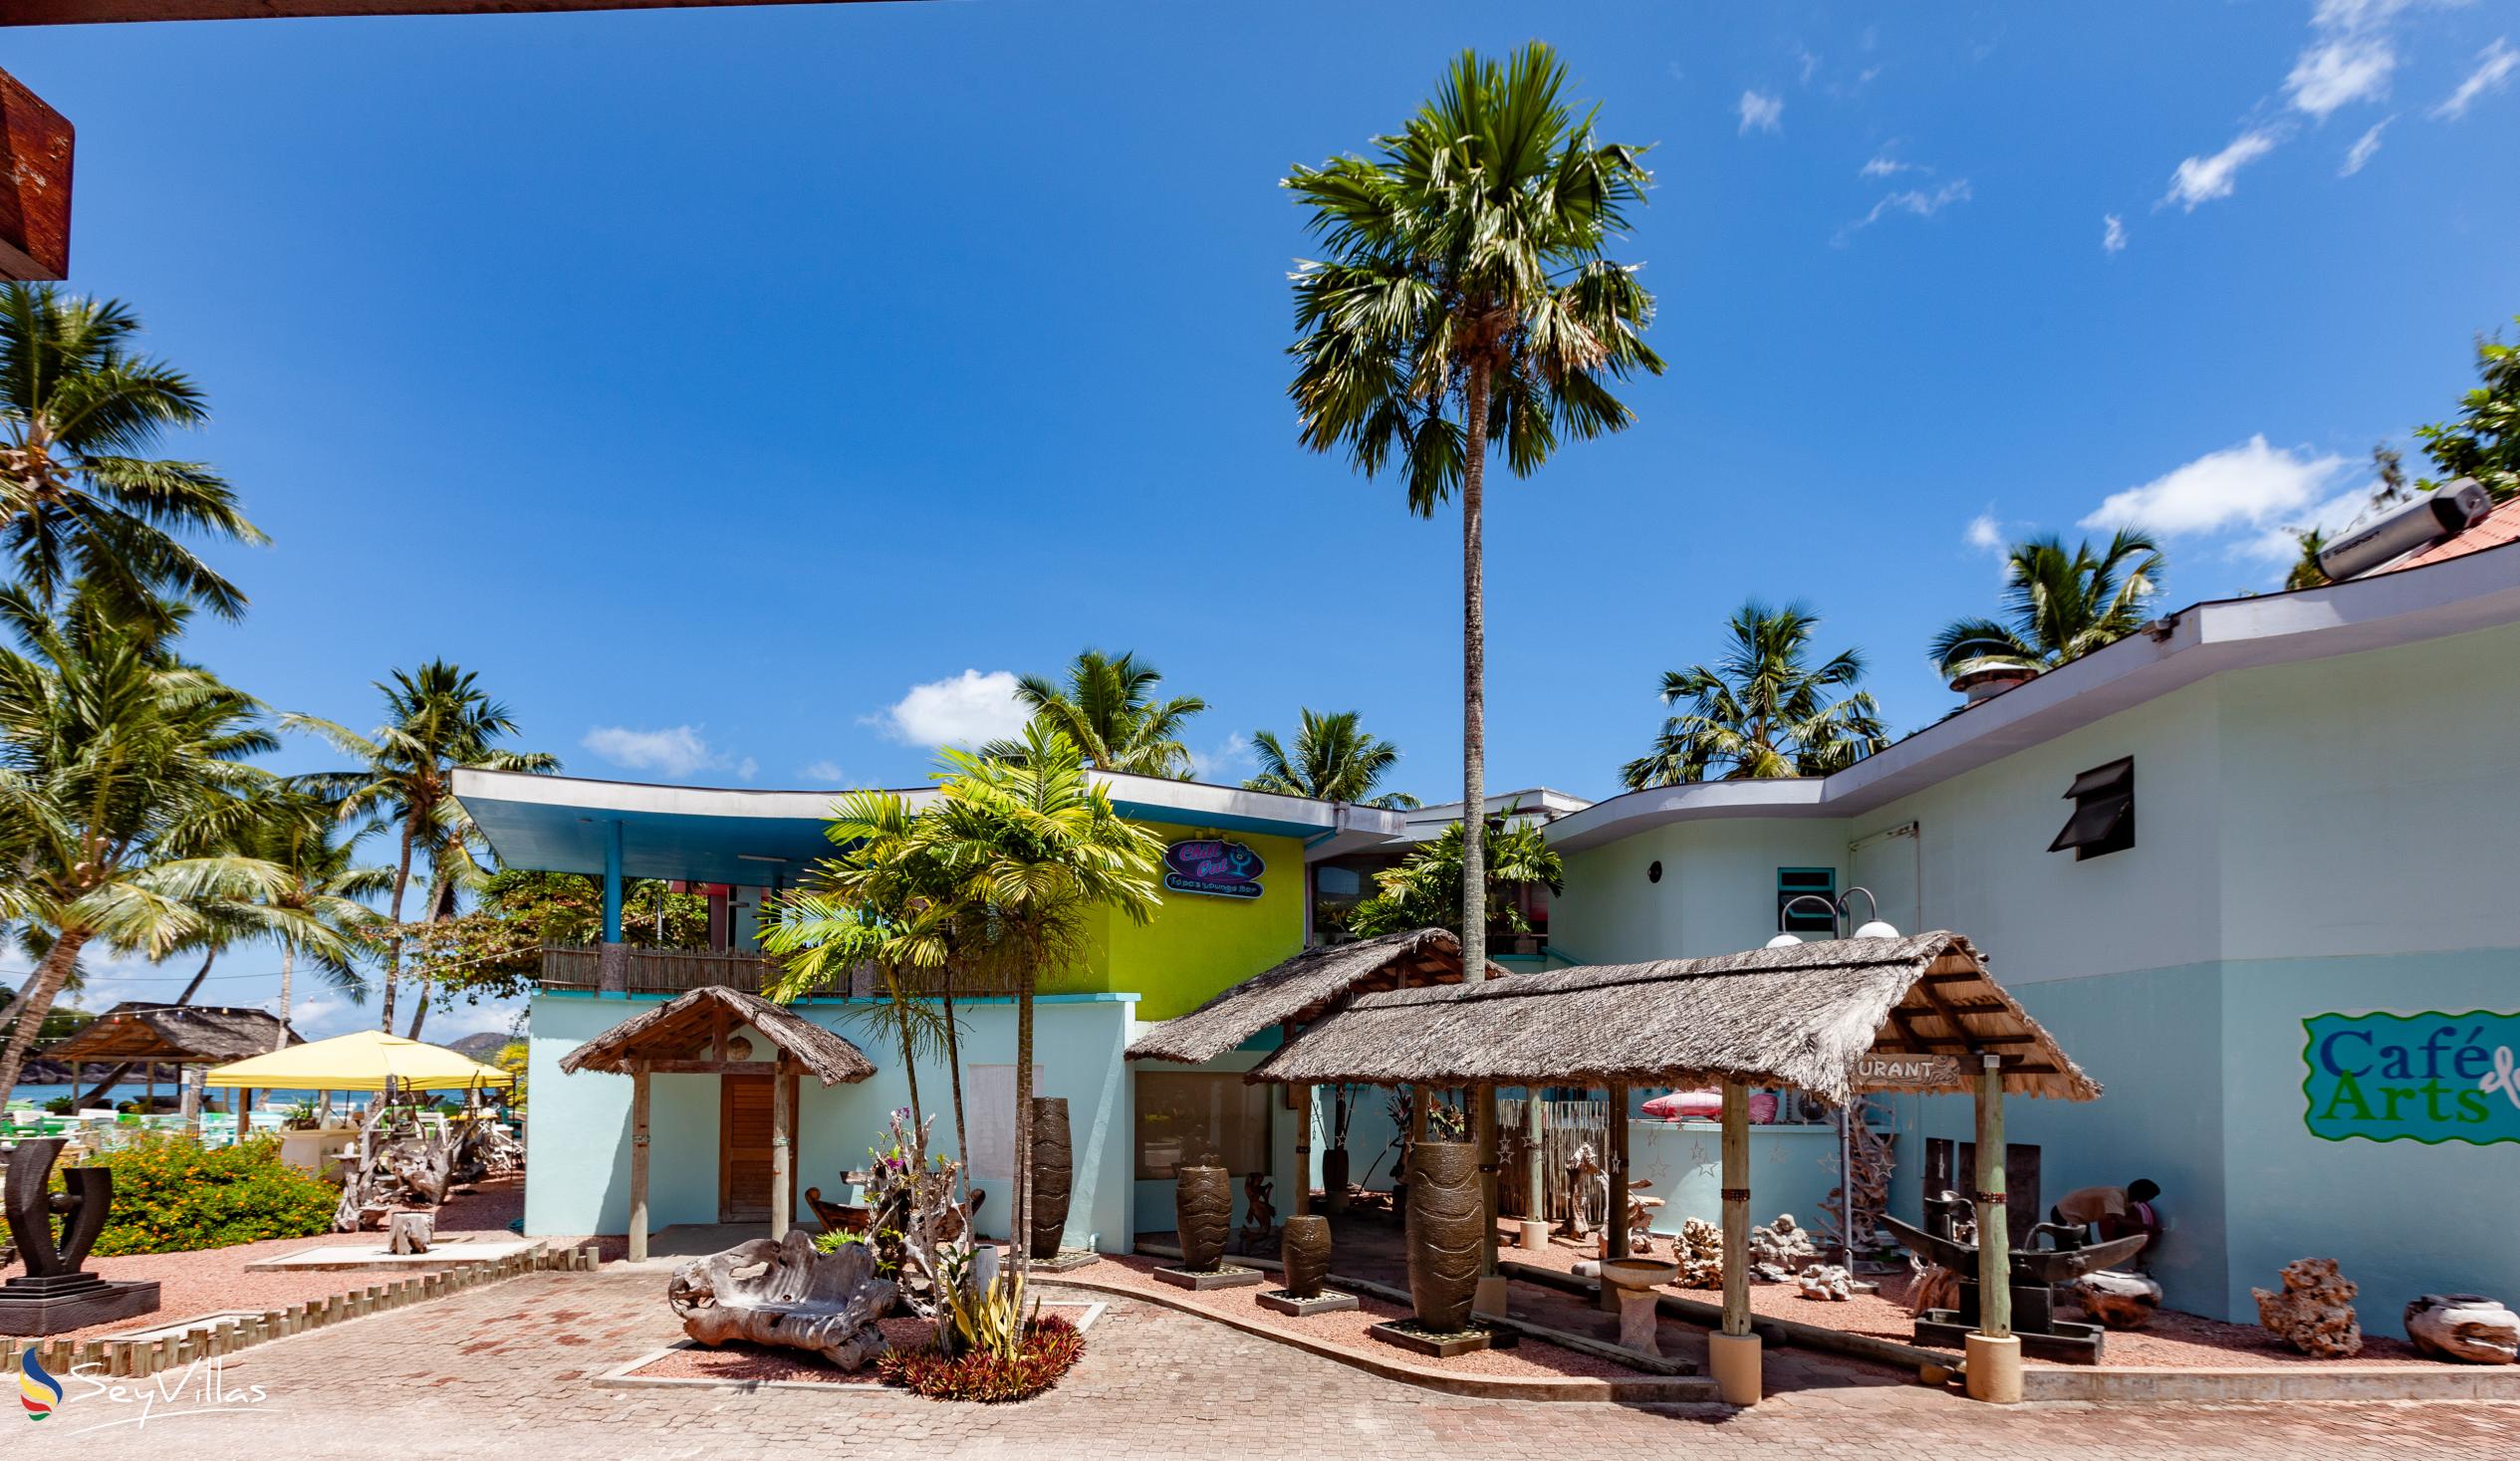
top-left (1044, 1269), bottom-right (1720, 1405)
top-left (1500, 1259), bottom-right (1952, 1375)
top-left (4, 1242), bottom-right (600, 1381)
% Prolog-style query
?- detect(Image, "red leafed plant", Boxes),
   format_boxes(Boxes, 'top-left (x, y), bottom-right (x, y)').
top-left (876, 1316), bottom-right (1085, 1402)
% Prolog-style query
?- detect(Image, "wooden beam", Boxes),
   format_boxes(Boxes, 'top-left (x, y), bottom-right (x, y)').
top-left (1719, 1081), bottom-right (1750, 1339)
top-left (1291, 1083), bottom-right (1311, 1218)
top-left (769, 1057), bottom-right (793, 1241)
top-left (1606, 1082), bottom-right (1630, 1262)
top-left (629, 1060), bottom-right (650, 1263)
top-left (0, 0), bottom-right (908, 23)
top-left (638, 1058), bottom-right (781, 1076)
top-left (1973, 1054), bottom-right (2010, 1339)
top-left (0, 68), bottom-right (70, 281)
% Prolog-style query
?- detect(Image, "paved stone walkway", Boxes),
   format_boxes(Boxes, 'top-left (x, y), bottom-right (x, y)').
top-left (35, 1267), bottom-right (2519, 1458)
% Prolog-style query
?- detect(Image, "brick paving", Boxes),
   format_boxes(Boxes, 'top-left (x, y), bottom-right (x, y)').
top-left (31, 1265), bottom-right (2518, 1459)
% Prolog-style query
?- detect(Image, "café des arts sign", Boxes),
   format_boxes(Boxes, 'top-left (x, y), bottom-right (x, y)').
top-left (2302, 1010), bottom-right (2520, 1145)
top-left (1162, 839), bottom-right (1264, 900)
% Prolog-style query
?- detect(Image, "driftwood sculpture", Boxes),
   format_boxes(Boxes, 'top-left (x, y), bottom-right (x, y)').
top-left (1029, 1097), bottom-right (1072, 1260)
top-left (1404, 1140), bottom-right (1482, 1330)
top-left (2404, 1293), bottom-right (2519, 1365)
top-left (1175, 1165), bottom-right (1231, 1272)
top-left (668, 1228), bottom-right (898, 1370)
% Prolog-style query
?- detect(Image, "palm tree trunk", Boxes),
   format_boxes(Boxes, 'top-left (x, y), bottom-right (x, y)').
top-left (403, 869), bottom-right (457, 1041)
top-left (1461, 350), bottom-right (1499, 1276)
top-left (381, 821), bottom-right (415, 1032)
top-left (1012, 961), bottom-right (1036, 1288)
top-left (276, 943), bottom-right (295, 1051)
top-left (0, 928), bottom-right (91, 1106)
top-left (942, 977), bottom-right (970, 1208)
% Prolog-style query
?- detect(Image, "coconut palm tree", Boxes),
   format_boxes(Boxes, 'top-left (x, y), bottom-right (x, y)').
top-left (917, 722), bottom-right (1161, 1284)
top-left (1286, 41), bottom-right (1662, 999)
top-left (1345, 819), bottom-right (1563, 940)
top-left (285, 662), bottom-right (556, 1033)
top-left (984, 649), bottom-right (1206, 779)
top-left (0, 285), bottom-right (264, 627)
top-left (1621, 602), bottom-right (1890, 788)
top-left (1929, 530), bottom-right (2164, 682)
top-left (1243, 708), bottom-right (1421, 809)
top-left (0, 585), bottom-right (343, 1105)
top-left (243, 788), bottom-right (388, 1048)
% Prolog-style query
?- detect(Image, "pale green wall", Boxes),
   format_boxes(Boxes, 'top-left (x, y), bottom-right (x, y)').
top-left (1054, 823), bottom-right (1307, 1021)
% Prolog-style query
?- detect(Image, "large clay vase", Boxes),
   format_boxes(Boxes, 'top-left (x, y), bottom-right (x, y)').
top-left (1028, 1097), bottom-right (1072, 1261)
top-left (1281, 1214), bottom-right (1332, 1299)
top-left (1175, 1165), bottom-right (1231, 1272)
top-left (1405, 1140), bottom-right (1483, 1331)
top-left (1321, 1146), bottom-right (1352, 1215)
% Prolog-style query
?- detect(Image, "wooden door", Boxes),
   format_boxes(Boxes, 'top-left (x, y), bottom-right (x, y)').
top-left (720, 1075), bottom-right (774, 1222)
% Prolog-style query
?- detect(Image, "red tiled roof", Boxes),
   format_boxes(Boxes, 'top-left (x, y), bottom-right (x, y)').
top-left (2374, 494), bottom-right (2520, 575)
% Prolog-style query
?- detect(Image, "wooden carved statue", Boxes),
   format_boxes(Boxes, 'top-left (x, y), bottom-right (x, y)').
top-left (1174, 1164), bottom-right (1231, 1272)
top-left (1030, 1096), bottom-right (1073, 1260)
top-left (1281, 1214), bottom-right (1331, 1299)
top-left (667, 1227), bottom-right (899, 1370)
top-left (1404, 1140), bottom-right (1482, 1331)
top-left (1239, 1170), bottom-right (1275, 1254)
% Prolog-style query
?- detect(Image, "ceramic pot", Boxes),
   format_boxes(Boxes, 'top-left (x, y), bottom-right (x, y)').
top-left (1281, 1214), bottom-right (1332, 1298)
top-left (1404, 1140), bottom-right (1482, 1330)
top-left (1174, 1165), bottom-right (1231, 1272)
top-left (1029, 1096), bottom-right (1072, 1260)
top-left (1321, 1147), bottom-right (1351, 1214)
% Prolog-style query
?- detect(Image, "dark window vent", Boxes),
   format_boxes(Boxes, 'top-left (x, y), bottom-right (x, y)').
top-left (2050, 757), bottom-right (2135, 859)
top-left (1777, 866), bottom-right (1838, 932)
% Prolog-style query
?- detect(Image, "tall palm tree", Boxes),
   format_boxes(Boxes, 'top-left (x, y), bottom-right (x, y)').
top-left (1243, 708), bottom-right (1421, 809)
top-left (243, 788), bottom-right (388, 1049)
top-left (0, 285), bottom-right (264, 627)
top-left (984, 649), bottom-right (1206, 779)
top-left (1929, 530), bottom-right (2164, 681)
top-left (286, 662), bottom-right (556, 1033)
top-left (1286, 42), bottom-right (1662, 1003)
top-left (1345, 819), bottom-right (1562, 940)
top-left (918, 722), bottom-right (1161, 1286)
top-left (0, 586), bottom-right (340, 1105)
top-left (1621, 602), bottom-right (1890, 788)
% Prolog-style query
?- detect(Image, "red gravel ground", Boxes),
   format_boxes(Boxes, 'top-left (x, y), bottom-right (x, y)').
top-left (0, 1174), bottom-right (589, 1342)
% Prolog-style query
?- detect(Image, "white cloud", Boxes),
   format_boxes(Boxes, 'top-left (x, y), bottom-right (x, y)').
top-left (1188, 732), bottom-right (1256, 784)
top-left (1860, 149), bottom-right (1915, 178)
top-left (1795, 45), bottom-right (1821, 87)
top-left (2340, 117), bottom-right (2393, 174)
top-left (1737, 91), bottom-right (1784, 135)
top-left (2161, 128), bottom-right (2283, 210)
top-left (1840, 179), bottom-right (1972, 241)
top-left (2081, 435), bottom-right (2353, 536)
top-left (801, 759), bottom-right (849, 784)
top-left (2102, 213), bottom-right (2129, 253)
top-left (2431, 37), bottom-right (2518, 120)
top-left (2234, 482), bottom-right (2383, 566)
top-left (581, 724), bottom-right (728, 779)
top-left (2287, 36), bottom-right (2397, 118)
top-left (868, 669), bottom-right (1029, 749)
top-left (1965, 512), bottom-right (2005, 553)
top-left (2312, 0), bottom-right (2416, 30)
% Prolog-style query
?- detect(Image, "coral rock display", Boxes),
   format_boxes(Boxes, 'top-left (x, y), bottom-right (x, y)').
top-left (2252, 1257), bottom-right (2363, 1358)
top-left (1174, 1165), bottom-right (1232, 1273)
top-left (1749, 1213), bottom-right (1819, 1283)
top-left (1796, 1263), bottom-right (1854, 1301)
top-left (1281, 1214), bottom-right (1331, 1299)
top-left (2403, 1293), bottom-right (2519, 1365)
top-left (1029, 1097), bottom-right (1073, 1261)
top-left (1404, 1140), bottom-right (1484, 1330)
top-left (2072, 1269), bottom-right (2163, 1331)
top-left (1673, 1218), bottom-right (1724, 1290)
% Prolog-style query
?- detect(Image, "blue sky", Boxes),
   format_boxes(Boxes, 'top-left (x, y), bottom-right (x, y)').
top-left (6, 0), bottom-right (2516, 1037)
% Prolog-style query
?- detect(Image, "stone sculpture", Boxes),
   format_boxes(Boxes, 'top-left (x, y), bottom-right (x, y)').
top-left (667, 1228), bottom-right (898, 1370)
top-left (1749, 1213), bottom-right (1819, 1282)
top-left (1404, 1140), bottom-right (1483, 1331)
top-left (1673, 1217), bottom-right (1724, 1290)
top-left (1281, 1214), bottom-right (1331, 1299)
top-left (0, 1137), bottom-right (161, 1336)
top-left (1174, 1164), bottom-right (1232, 1273)
top-left (2252, 1257), bottom-right (2363, 1358)
top-left (1797, 1263), bottom-right (1854, 1301)
top-left (2403, 1294), bottom-right (2518, 1365)
top-left (2071, 1269), bottom-right (2162, 1331)
top-left (1029, 1096), bottom-right (1072, 1261)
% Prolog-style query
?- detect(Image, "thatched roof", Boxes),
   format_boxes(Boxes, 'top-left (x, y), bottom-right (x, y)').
top-left (1126, 928), bottom-right (1508, 1066)
top-left (557, 985), bottom-right (877, 1086)
top-left (41, 1003), bottom-right (298, 1065)
top-left (1247, 932), bottom-right (2099, 1105)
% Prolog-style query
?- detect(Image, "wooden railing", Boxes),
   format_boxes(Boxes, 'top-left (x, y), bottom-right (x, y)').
top-left (537, 944), bottom-right (1024, 999)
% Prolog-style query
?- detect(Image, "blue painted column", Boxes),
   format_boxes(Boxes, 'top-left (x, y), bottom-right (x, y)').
top-left (602, 820), bottom-right (625, 942)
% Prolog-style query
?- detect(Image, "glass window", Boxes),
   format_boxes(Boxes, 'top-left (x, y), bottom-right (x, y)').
top-left (1134, 1072), bottom-right (1271, 1179)
top-left (1778, 866), bottom-right (1838, 933)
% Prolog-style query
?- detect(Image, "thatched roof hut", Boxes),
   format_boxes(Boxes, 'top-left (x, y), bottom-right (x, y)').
top-left (1247, 931), bottom-right (2098, 1106)
top-left (1125, 927), bottom-right (1507, 1066)
top-left (558, 985), bottom-right (877, 1086)
top-left (42, 1002), bottom-right (298, 1066)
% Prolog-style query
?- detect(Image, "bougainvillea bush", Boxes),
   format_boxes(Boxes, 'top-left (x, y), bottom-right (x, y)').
top-left (876, 1316), bottom-right (1085, 1402)
top-left (66, 1132), bottom-right (339, 1256)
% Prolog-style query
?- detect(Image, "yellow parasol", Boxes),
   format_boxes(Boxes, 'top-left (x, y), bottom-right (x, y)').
top-left (204, 1029), bottom-right (516, 1094)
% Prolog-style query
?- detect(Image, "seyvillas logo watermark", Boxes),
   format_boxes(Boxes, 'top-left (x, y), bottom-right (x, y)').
top-left (2301, 1010), bottom-right (2520, 1145)
top-left (18, 1350), bottom-right (63, 1420)
top-left (15, 1348), bottom-right (274, 1433)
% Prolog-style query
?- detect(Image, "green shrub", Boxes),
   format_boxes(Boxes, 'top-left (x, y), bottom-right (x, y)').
top-left (876, 1316), bottom-right (1085, 1402)
top-left (65, 1132), bottom-right (339, 1256)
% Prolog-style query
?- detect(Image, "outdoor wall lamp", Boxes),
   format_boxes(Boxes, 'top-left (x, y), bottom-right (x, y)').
top-left (1767, 886), bottom-right (1900, 947)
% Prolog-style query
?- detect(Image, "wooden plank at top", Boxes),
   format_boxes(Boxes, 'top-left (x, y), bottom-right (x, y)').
top-left (0, 67), bottom-right (71, 280)
top-left (0, 0), bottom-right (903, 24)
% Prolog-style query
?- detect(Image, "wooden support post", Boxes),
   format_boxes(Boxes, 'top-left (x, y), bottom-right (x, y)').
top-left (1408, 1085), bottom-right (1428, 1142)
top-left (770, 1059), bottom-right (794, 1241)
top-left (1473, 1081), bottom-right (1498, 1273)
top-left (1974, 1053), bottom-right (2010, 1338)
top-left (1524, 1085), bottom-right (1545, 1232)
top-left (1292, 1084), bottom-right (1312, 1217)
top-left (1607, 1082), bottom-right (1631, 1262)
top-left (1719, 1082), bottom-right (1749, 1337)
top-left (629, 1060), bottom-right (650, 1263)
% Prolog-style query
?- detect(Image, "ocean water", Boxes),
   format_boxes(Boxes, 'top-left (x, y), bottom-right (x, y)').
top-left (9, 1083), bottom-right (333, 1110)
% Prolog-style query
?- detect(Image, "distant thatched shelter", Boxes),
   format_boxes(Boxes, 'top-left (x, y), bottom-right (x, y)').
top-left (1247, 931), bottom-right (2099, 1105)
top-left (1125, 927), bottom-right (1507, 1066)
top-left (559, 985), bottom-right (877, 1086)
top-left (42, 1002), bottom-right (298, 1068)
